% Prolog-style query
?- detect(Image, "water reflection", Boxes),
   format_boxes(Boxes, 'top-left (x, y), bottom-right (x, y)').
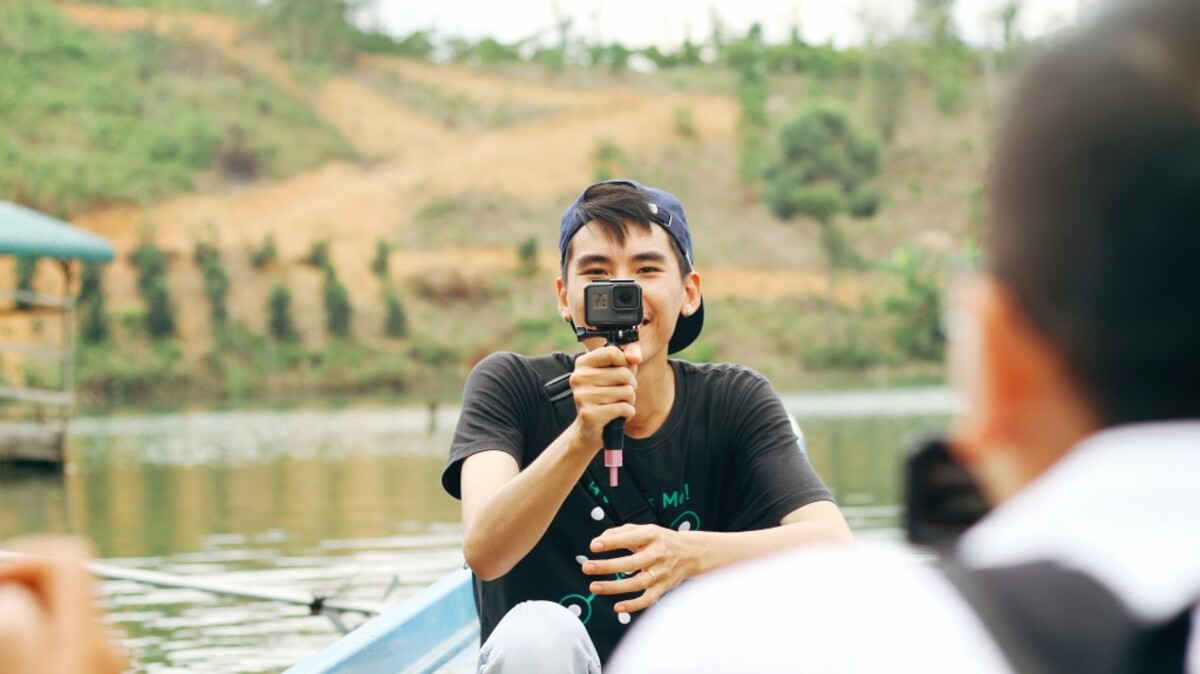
top-left (0, 400), bottom-right (948, 672)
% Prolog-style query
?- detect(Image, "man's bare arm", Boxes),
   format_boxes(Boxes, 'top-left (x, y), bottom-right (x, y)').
top-left (460, 345), bottom-right (642, 580)
top-left (583, 500), bottom-right (852, 613)
top-left (461, 425), bottom-right (595, 580)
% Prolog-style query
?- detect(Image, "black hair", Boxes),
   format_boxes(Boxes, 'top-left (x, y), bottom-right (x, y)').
top-left (560, 182), bottom-right (693, 281)
top-left (988, 0), bottom-right (1200, 424)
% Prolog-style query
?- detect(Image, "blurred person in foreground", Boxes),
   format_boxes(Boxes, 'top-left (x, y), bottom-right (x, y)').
top-left (443, 179), bottom-right (852, 672)
top-left (0, 537), bottom-right (128, 674)
top-left (611, 0), bottom-right (1200, 671)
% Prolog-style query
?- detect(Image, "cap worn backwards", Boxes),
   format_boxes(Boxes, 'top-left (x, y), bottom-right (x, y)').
top-left (558, 178), bottom-right (704, 354)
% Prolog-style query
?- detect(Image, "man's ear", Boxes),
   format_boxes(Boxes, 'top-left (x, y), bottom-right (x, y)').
top-left (681, 271), bottom-right (701, 316)
top-left (556, 277), bottom-right (571, 322)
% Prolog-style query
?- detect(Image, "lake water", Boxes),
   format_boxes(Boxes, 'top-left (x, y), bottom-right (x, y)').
top-left (0, 390), bottom-right (957, 673)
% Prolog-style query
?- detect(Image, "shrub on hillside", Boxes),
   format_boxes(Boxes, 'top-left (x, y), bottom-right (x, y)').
top-left (323, 265), bottom-right (352, 337)
top-left (251, 232), bottom-right (278, 269)
top-left (384, 290), bottom-right (408, 339)
top-left (308, 239), bottom-right (331, 269)
top-left (144, 277), bottom-right (177, 339)
top-left (883, 246), bottom-right (946, 361)
top-left (372, 239), bottom-right (390, 278)
top-left (129, 237), bottom-right (177, 338)
top-left (516, 236), bottom-right (539, 277)
top-left (129, 239), bottom-right (168, 296)
top-left (194, 239), bottom-right (230, 323)
top-left (267, 282), bottom-right (298, 341)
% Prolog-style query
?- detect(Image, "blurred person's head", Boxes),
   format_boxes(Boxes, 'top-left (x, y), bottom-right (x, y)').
top-left (953, 0), bottom-right (1200, 502)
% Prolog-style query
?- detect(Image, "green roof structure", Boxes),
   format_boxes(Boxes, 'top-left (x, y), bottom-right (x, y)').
top-left (0, 201), bottom-right (114, 262)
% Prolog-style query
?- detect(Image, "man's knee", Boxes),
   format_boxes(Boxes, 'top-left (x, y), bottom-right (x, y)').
top-left (478, 601), bottom-right (600, 673)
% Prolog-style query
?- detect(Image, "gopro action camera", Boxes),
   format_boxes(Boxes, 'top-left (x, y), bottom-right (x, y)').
top-left (583, 279), bottom-right (643, 329)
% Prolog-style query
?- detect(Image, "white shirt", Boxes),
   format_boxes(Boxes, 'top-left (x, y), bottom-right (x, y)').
top-left (609, 422), bottom-right (1200, 673)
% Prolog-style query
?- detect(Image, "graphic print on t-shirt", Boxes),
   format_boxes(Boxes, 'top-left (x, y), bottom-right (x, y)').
top-left (559, 569), bottom-right (632, 625)
top-left (559, 491), bottom-right (705, 629)
top-left (670, 510), bottom-right (701, 532)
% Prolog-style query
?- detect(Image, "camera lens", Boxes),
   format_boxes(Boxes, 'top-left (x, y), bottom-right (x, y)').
top-left (614, 286), bottom-right (638, 309)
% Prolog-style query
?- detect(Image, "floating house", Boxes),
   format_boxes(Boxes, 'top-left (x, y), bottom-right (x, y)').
top-left (0, 201), bottom-right (115, 464)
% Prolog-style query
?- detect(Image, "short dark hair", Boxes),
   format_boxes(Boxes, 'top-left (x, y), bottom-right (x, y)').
top-left (560, 182), bottom-right (693, 281)
top-left (988, 0), bottom-right (1200, 425)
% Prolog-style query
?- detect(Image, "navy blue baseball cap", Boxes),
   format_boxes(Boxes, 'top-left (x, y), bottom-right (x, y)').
top-left (559, 178), bottom-right (704, 354)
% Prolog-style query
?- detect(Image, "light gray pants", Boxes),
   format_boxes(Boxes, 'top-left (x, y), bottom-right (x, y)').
top-left (477, 600), bottom-right (602, 674)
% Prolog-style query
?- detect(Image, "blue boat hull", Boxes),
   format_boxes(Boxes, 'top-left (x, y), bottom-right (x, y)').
top-left (285, 568), bottom-right (479, 674)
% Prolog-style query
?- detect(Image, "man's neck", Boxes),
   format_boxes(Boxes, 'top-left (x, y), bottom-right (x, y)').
top-left (626, 355), bottom-right (675, 439)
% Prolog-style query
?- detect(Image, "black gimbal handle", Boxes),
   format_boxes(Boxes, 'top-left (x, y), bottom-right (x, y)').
top-left (604, 418), bottom-right (625, 451)
top-left (574, 325), bottom-right (638, 486)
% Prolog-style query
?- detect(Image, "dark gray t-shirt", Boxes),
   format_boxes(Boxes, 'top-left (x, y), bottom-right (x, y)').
top-left (443, 351), bottom-right (834, 662)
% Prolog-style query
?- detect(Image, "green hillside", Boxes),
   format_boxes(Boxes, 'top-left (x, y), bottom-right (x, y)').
top-left (0, 0), bottom-right (1033, 409)
top-left (0, 1), bottom-right (351, 216)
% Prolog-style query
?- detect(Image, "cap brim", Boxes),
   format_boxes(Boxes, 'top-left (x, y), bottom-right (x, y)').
top-left (668, 298), bottom-right (705, 355)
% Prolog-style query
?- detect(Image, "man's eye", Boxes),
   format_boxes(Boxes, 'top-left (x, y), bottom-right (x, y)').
top-left (583, 269), bottom-right (607, 276)
top-left (637, 266), bottom-right (662, 274)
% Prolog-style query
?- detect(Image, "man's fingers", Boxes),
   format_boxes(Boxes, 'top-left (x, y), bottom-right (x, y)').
top-left (578, 345), bottom-right (638, 369)
top-left (575, 384), bottom-right (637, 408)
top-left (591, 525), bottom-right (656, 553)
top-left (589, 569), bottom-right (657, 597)
top-left (613, 587), bottom-right (663, 614)
top-left (581, 550), bottom-right (654, 577)
top-left (571, 364), bottom-right (637, 390)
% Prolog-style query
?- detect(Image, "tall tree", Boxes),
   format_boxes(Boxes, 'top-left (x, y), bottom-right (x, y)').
top-left (763, 105), bottom-right (882, 299)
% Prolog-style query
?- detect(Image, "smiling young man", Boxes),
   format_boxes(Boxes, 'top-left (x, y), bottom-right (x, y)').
top-left (442, 179), bottom-right (851, 671)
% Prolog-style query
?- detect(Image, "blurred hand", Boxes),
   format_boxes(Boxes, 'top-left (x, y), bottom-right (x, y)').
top-left (0, 536), bottom-right (129, 674)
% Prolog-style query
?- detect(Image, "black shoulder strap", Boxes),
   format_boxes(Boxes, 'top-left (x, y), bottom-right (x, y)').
top-left (940, 558), bottom-right (1193, 674)
top-left (527, 354), bottom-right (661, 527)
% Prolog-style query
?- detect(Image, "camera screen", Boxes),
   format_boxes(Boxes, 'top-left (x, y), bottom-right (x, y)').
top-left (591, 294), bottom-right (609, 310)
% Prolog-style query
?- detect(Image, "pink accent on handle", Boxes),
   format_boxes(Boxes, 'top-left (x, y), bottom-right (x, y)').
top-left (605, 449), bottom-right (623, 487)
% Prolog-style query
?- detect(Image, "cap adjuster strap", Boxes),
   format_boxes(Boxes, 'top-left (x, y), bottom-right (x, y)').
top-left (647, 203), bottom-right (673, 228)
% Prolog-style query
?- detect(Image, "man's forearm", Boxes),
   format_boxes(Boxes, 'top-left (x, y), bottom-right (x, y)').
top-left (685, 502), bottom-right (853, 576)
top-left (462, 424), bottom-right (597, 580)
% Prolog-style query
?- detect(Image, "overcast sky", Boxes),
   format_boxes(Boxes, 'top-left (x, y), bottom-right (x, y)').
top-left (359, 0), bottom-right (1094, 50)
